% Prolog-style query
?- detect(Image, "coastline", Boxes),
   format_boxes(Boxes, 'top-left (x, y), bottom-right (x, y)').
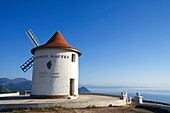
top-left (88, 87), bottom-right (170, 104)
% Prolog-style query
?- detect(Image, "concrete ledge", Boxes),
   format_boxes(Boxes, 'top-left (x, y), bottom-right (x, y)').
top-left (0, 92), bottom-right (20, 97)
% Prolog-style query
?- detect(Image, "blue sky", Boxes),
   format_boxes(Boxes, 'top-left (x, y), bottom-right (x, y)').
top-left (0, 0), bottom-right (170, 88)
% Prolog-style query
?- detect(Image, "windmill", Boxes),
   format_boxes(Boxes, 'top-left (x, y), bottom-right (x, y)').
top-left (20, 30), bottom-right (82, 98)
top-left (20, 29), bottom-right (40, 73)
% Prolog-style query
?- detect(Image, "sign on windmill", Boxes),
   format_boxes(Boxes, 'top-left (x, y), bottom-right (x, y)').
top-left (20, 29), bottom-right (40, 73)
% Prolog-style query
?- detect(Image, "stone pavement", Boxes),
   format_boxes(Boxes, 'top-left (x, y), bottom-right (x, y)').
top-left (0, 94), bottom-right (127, 110)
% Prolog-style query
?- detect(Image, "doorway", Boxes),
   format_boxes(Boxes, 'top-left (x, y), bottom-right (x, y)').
top-left (70, 79), bottom-right (74, 96)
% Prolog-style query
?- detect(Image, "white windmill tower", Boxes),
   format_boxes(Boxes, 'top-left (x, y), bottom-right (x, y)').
top-left (21, 30), bottom-right (82, 99)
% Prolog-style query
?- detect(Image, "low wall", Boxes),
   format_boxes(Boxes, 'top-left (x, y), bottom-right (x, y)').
top-left (79, 92), bottom-right (129, 106)
top-left (134, 93), bottom-right (170, 112)
top-left (138, 103), bottom-right (170, 112)
top-left (143, 100), bottom-right (170, 106)
top-left (79, 92), bottom-right (122, 98)
top-left (0, 92), bottom-right (20, 97)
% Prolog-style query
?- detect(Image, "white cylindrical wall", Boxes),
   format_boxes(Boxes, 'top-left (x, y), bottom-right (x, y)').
top-left (31, 49), bottom-right (79, 97)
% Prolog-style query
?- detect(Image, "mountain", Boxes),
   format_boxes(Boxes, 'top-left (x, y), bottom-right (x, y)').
top-left (0, 78), bottom-right (32, 94)
top-left (5, 81), bottom-right (32, 93)
top-left (11, 78), bottom-right (29, 83)
top-left (78, 87), bottom-right (91, 93)
top-left (0, 78), bottom-right (29, 85)
top-left (0, 85), bottom-right (12, 93)
top-left (0, 78), bottom-right (11, 85)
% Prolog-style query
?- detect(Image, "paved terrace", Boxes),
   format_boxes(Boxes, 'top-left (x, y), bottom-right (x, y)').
top-left (0, 93), bottom-right (127, 110)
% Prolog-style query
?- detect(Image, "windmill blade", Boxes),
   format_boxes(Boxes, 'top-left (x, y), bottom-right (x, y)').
top-left (21, 29), bottom-right (40, 73)
top-left (20, 57), bottom-right (34, 73)
top-left (26, 29), bottom-right (40, 47)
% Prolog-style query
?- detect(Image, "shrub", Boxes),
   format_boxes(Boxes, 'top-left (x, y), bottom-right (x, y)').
top-left (86, 105), bottom-right (96, 108)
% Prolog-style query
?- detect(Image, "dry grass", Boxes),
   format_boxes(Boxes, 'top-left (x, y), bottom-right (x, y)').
top-left (61, 107), bottom-right (168, 113)
top-left (0, 106), bottom-right (168, 113)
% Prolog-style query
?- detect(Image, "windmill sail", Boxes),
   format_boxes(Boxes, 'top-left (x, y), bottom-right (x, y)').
top-left (20, 29), bottom-right (40, 73)
top-left (20, 57), bottom-right (34, 73)
top-left (26, 29), bottom-right (40, 47)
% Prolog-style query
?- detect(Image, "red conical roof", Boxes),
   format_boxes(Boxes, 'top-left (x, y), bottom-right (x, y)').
top-left (31, 31), bottom-right (82, 56)
top-left (41, 31), bottom-right (75, 48)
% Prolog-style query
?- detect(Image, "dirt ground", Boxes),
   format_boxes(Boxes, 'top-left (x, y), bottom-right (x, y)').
top-left (52, 107), bottom-right (168, 113)
top-left (1, 106), bottom-right (168, 113)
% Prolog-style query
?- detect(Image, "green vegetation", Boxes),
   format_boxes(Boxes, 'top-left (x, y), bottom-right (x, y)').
top-left (86, 105), bottom-right (96, 108)
top-left (0, 85), bottom-right (12, 93)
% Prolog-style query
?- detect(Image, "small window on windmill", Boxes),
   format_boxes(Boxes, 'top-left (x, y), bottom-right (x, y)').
top-left (72, 54), bottom-right (76, 62)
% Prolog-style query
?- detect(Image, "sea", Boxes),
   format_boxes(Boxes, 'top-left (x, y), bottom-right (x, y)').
top-left (87, 87), bottom-right (170, 104)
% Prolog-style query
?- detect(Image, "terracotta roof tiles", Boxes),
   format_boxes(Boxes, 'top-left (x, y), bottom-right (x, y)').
top-left (31, 31), bottom-right (82, 56)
